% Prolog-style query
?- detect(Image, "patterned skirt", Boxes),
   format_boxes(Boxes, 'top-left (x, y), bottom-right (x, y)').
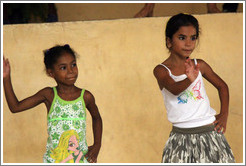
top-left (162, 124), bottom-right (235, 163)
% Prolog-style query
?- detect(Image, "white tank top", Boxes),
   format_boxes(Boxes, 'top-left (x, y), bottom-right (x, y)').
top-left (160, 59), bottom-right (216, 128)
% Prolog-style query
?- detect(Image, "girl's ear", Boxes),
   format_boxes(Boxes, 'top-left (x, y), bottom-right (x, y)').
top-left (166, 37), bottom-right (172, 49)
top-left (46, 69), bottom-right (54, 77)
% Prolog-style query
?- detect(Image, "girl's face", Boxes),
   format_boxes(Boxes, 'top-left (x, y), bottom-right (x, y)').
top-left (49, 53), bottom-right (78, 86)
top-left (68, 135), bottom-right (79, 151)
top-left (167, 25), bottom-right (197, 59)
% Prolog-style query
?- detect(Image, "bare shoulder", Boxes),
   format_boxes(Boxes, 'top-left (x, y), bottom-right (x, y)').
top-left (83, 89), bottom-right (95, 106)
top-left (153, 64), bottom-right (169, 80)
top-left (38, 87), bottom-right (53, 94)
top-left (196, 59), bottom-right (206, 65)
top-left (38, 87), bottom-right (54, 101)
top-left (196, 59), bottom-right (211, 75)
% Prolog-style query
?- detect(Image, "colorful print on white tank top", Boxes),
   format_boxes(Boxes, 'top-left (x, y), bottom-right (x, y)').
top-left (43, 87), bottom-right (88, 163)
top-left (177, 79), bottom-right (204, 104)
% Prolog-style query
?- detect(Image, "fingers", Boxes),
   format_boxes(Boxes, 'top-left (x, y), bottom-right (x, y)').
top-left (6, 59), bottom-right (9, 66)
top-left (184, 62), bottom-right (190, 71)
top-left (214, 122), bottom-right (226, 134)
top-left (214, 123), bottom-right (222, 133)
top-left (195, 62), bottom-right (199, 67)
top-left (185, 57), bottom-right (191, 65)
top-left (3, 56), bottom-right (9, 66)
top-left (185, 58), bottom-right (196, 69)
top-left (3, 56), bottom-right (8, 62)
top-left (184, 58), bottom-right (192, 71)
top-left (187, 58), bottom-right (193, 66)
top-left (89, 157), bottom-right (97, 163)
top-left (86, 156), bottom-right (97, 163)
top-left (85, 146), bottom-right (97, 163)
top-left (3, 56), bottom-right (6, 64)
top-left (195, 63), bottom-right (200, 71)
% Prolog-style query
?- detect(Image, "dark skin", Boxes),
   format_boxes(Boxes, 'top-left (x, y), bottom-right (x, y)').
top-left (134, 3), bottom-right (155, 18)
top-left (3, 53), bottom-right (102, 163)
top-left (153, 25), bottom-right (229, 134)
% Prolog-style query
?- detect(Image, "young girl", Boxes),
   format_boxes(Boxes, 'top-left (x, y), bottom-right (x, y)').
top-left (3, 44), bottom-right (102, 163)
top-left (153, 13), bottom-right (235, 163)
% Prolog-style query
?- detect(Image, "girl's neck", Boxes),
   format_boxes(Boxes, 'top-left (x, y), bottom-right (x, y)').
top-left (166, 54), bottom-right (187, 66)
top-left (56, 85), bottom-right (78, 94)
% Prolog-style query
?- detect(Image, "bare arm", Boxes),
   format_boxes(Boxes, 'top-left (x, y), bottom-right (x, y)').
top-left (207, 3), bottom-right (221, 13)
top-left (134, 3), bottom-right (155, 18)
top-left (3, 56), bottom-right (47, 113)
top-left (153, 59), bottom-right (199, 95)
top-left (84, 90), bottom-right (102, 163)
top-left (199, 59), bottom-right (229, 133)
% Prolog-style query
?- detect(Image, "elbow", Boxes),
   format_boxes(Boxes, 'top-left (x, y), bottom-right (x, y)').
top-left (168, 88), bottom-right (182, 96)
top-left (9, 104), bottom-right (22, 113)
top-left (94, 115), bottom-right (102, 122)
top-left (92, 114), bottom-right (103, 124)
top-left (217, 82), bottom-right (229, 97)
top-left (218, 82), bottom-right (229, 92)
top-left (172, 91), bottom-right (181, 96)
top-left (9, 108), bottom-right (18, 113)
top-left (165, 84), bottom-right (184, 96)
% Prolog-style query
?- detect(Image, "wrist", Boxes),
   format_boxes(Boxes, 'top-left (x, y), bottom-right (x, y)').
top-left (186, 77), bottom-right (193, 84)
top-left (93, 142), bottom-right (101, 148)
top-left (220, 110), bottom-right (229, 115)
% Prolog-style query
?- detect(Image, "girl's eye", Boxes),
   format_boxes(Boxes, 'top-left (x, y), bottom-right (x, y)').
top-left (72, 63), bottom-right (77, 67)
top-left (179, 36), bottom-right (185, 40)
top-left (191, 36), bottom-right (197, 41)
top-left (60, 66), bottom-right (66, 70)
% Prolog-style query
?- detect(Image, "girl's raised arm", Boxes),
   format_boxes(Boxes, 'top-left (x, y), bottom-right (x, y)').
top-left (3, 56), bottom-right (48, 113)
top-left (153, 59), bottom-right (199, 95)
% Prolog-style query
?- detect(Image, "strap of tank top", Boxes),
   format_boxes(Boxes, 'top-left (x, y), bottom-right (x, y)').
top-left (53, 87), bottom-right (58, 98)
top-left (194, 59), bottom-right (197, 65)
top-left (81, 89), bottom-right (85, 98)
top-left (81, 89), bottom-right (87, 118)
top-left (159, 64), bottom-right (172, 76)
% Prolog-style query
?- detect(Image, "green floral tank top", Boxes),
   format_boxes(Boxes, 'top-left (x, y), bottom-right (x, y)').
top-left (43, 87), bottom-right (88, 163)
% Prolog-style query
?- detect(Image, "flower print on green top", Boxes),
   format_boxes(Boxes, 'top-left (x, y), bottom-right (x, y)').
top-left (43, 87), bottom-right (88, 163)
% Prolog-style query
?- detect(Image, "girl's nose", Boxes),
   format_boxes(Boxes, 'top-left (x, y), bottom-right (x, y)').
top-left (67, 67), bottom-right (73, 73)
top-left (185, 39), bottom-right (192, 46)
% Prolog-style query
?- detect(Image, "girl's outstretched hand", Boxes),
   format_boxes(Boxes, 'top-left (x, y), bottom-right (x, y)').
top-left (185, 58), bottom-right (199, 82)
top-left (213, 112), bottom-right (228, 134)
top-left (3, 56), bottom-right (11, 79)
top-left (85, 144), bottom-right (101, 163)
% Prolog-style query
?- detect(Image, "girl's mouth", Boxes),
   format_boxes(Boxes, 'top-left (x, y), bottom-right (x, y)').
top-left (67, 77), bottom-right (77, 80)
top-left (183, 49), bottom-right (192, 52)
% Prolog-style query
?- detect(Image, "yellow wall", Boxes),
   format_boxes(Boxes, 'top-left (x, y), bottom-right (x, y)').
top-left (3, 13), bottom-right (243, 163)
